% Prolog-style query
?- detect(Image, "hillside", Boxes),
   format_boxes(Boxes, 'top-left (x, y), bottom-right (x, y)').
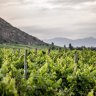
top-left (0, 17), bottom-right (45, 45)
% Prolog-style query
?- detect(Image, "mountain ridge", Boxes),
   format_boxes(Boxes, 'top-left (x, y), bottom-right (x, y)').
top-left (44, 37), bottom-right (96, 47)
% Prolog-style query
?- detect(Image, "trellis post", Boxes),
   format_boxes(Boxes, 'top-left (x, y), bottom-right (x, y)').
top-left (24, 49), bottom-right (27, 79)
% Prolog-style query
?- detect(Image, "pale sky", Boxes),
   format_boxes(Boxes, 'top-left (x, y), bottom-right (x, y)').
top-left (0, 0), bottom-right (96, 40)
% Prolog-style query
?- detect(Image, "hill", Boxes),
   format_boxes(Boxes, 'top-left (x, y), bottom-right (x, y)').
top-left (0, 17), bottom-right (45, 45)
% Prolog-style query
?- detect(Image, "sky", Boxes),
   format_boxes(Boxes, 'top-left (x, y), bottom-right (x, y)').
top-left (0, 0), bottom-right (96, 40)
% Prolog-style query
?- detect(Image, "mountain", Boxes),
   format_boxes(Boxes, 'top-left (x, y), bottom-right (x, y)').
top-left (44, 37), bottom-right (96, 47)
top-left (0, 17), bottom-right (45, 45)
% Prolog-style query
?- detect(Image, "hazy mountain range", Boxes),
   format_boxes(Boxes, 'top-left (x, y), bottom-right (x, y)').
top-left (44, 37), bottom-right (96, 47)
top-left (0, 17), bottom-right (45, 45)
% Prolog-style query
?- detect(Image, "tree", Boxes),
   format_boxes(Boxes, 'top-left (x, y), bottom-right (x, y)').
top-left (69, 43), bottom-right (73, 50)
top-left (51, 42), bottom-right (55, 50)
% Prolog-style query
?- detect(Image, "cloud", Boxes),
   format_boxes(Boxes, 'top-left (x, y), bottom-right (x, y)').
top-left (20, 26), bottom-right (75, 39)
top-left (20, 25), bottom-right (96, 40)
top-left (1, 0), bottom-right (96, 11)
top-left (0, 0), bottom-right (23, 5)
top-left (50, 0), bottom-right (96, 4)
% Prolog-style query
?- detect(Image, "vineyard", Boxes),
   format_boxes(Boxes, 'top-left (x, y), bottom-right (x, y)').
top-left (0, 48), bottom-right (96, 96)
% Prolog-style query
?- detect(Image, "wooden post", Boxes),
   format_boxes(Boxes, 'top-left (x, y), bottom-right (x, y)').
top-left (13, 48), bottom-right (15, 54)
top-left (18, 49), bottom-right (20, 57)
top-left (81, 50), bottom-right (84, 64)
top-left (74, 52), bottom-right (78, 73)
top-left (24, 49), bottom-right (27, 79)
top-left (35, 48), bottom-right (37, 55)
top-left (74, 52), bottom-right (78, 64)
top-left (58, 47), bottom-right (61, 53)
top-left (48, 48), bottom-right (51, 55)
top-left (64, 45), bottom-right (66, 54)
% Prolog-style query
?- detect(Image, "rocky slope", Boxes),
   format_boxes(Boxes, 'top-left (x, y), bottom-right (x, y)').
top-left (0, 17), bottom-right (45, 45)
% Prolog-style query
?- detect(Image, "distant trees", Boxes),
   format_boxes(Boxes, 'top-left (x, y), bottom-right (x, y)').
top-left (64, 45), bottom-right (66, 50)
top-left (51, 42), bottom-right (55, 50)
top-left (51, 42), bottom-right (54, 46)
top-left (69, 43), bottom-right (74, 50)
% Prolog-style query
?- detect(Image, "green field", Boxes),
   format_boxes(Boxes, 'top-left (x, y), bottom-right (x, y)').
top-left (0, 43), bottom-right (48, 49)
top-left (0, 47), bottom-right (96, 96)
